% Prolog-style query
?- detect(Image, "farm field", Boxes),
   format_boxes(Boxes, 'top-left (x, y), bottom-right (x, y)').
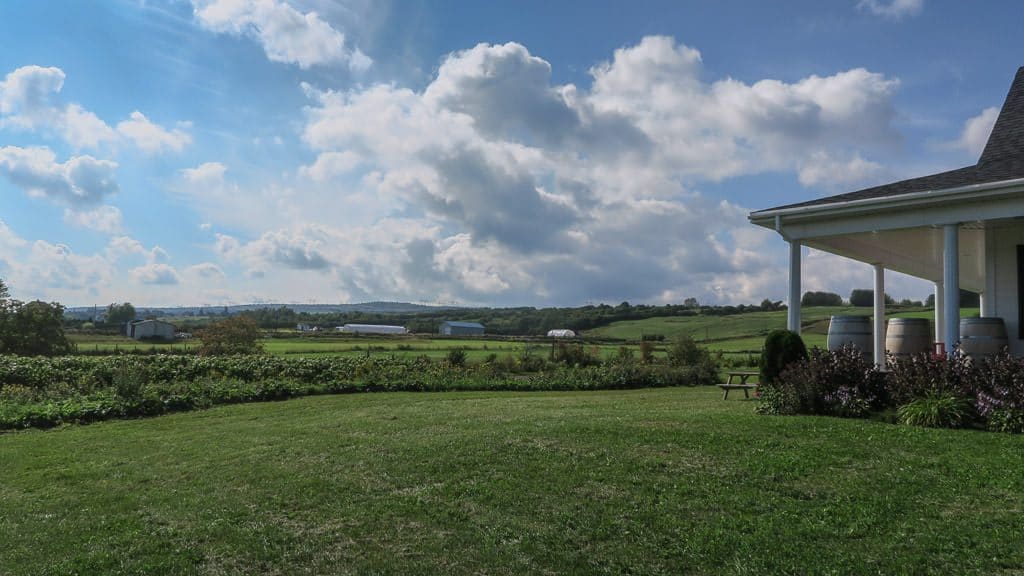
top-left (588, 306), bottom-right (981, 353)
top-left (65, 306), bottom-right (981, 366)
top-left (2, 386), bottom-right (1021, 574)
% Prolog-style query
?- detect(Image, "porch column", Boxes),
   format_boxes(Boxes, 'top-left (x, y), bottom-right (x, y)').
top-left (982, 225), bottom-right (997, 317)
top-left (943, 224), bottom-right (960, 353)
top-left (934, 281), bottom-right (944, 345)
top-left (873, 264), bottom-right (885, 368)
top-left (788, 240), bottom-right (801, 334)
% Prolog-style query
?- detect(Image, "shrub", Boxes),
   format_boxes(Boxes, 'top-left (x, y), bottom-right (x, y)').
top-left (759, 330), bottom-right (808, 386)
top-left (197, 317), bottom-right (262, 356)
top-left (758, 345), bottom-right (883, 417)
top-left (897, 392), bottom-right (973, 429)
top-left (445, 348), bottom-right (467, 367)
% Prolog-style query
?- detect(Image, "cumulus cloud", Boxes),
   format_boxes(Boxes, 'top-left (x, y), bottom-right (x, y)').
top-left (130, 263), bottom-right (181, 285)
top-left (281, 36), bottom-right (908, 304)
top-left (954, 106), bottom-right (999, 159)
top-left (117, 111), bottom-right (192, 154)
top-left (64, 205), bottom-right (124, 234)
top-left (797, 152), bottom-right (886, 190)
top-left (0, 146), bottom-right (118, 208)
top-left (190, 0), bottom-right (371, 70)
top-left (186, 262), bottom-right (226, 279)
top-left (857, 0), bottom-right (924, 19)
top-left (0, 65), bottom-right (190, 152)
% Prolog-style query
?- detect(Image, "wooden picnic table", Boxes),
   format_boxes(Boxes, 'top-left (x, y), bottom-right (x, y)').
top-left (718, 371), bottom-right (759, 399)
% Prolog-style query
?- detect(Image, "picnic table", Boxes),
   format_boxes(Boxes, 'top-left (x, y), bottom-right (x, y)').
top-left (718, 371), bottom-right (759, 399)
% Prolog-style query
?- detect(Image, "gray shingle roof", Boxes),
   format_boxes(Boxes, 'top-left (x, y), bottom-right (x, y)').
top-left (753, 67), bottom-right (1024, 213)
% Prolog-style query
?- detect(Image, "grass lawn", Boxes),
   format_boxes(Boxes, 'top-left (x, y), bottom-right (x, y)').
top-left (2, 387), bottom-right (1022, 575)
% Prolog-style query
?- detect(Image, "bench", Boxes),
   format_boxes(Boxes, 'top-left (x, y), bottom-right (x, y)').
top-left (719, 371), bottom-right (759, 400)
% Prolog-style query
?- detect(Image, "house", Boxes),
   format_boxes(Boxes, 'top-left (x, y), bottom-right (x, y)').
top-left (439, 321), bottom-right (485, 336)
top-left (337, 324), bottom-right (408, 335)
top-left (127, 319), bottom-right (176, 341)
top-left (547, 329), bottom-right (576, 338)
top-left (749, 66), bottom-right (1024, 363)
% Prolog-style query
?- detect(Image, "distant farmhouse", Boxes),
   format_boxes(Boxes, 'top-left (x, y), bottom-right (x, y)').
top-left (439, 321), bottom-right (485, 336)
top-left (127, 319), bottom-right (176, 341)
top-left (337, 324), bottom-right (408, 335)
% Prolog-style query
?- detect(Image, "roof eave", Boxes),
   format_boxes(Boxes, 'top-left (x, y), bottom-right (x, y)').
top-left (749, 175), bottom-right (1024, 228)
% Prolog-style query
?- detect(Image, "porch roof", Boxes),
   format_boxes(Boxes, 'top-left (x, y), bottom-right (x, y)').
top-left (749, 67), bottom-right (1024, 290)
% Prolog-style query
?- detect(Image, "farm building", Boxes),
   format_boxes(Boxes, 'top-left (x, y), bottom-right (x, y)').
top-left (337, 324), bottom-right (408, 335)
top-left (439, 321), bottom-right (485, 336)
top-left (750, 66), bottom-right (1024, 361)
top-left (127, 319), bottom-right (176, 341)
top-left (547, 329), bottom-right (576, 338)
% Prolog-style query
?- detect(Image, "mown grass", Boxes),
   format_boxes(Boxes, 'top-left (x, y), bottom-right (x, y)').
top-left (2, 386), bottom-right (1022, 575)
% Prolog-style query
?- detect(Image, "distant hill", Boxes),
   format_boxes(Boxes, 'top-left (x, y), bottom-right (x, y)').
top-left (65, 302), bottom-right (462, 320)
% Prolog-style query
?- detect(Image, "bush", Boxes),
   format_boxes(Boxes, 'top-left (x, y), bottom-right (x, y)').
top-left (445, 348), bottom-right (467, 367)
top-left (759, 330), bottom-right (808, 386)
top-left (758, 345), bottom-right (884, 417)
top-left (197, 317), bottom-right (262, 356)
top-left (897, 392), bottom-right (973, 429)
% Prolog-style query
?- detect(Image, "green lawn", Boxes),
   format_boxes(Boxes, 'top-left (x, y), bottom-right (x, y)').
top-left (2, 387), bottom-right (1022, 574)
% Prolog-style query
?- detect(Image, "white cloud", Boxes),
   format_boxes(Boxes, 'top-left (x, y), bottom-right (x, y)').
top-left (117, 111), bottom-right (192, 154)
top-left (190, 0), bottom-right (370, 70)
top-left (186, 262), bottom-right (226, 279)
top-left (797, 152), bottom-right (886, 190)
top-left (130, 263), bottom-right (181, 285)
top-left (0, 146), bottom-right (118, 208)
top-left (857, 0), bottom-right (924, 19)
top-left (63, 205), bottom-right (124, 234)
top-left (298, 150), bottom-right (362, 181)
top-left (280, 36), bottom-right (907, 304)
top-left (954, 106), bottom-right (999, 159)
top-left (0, 65), bottom-right (189, 153)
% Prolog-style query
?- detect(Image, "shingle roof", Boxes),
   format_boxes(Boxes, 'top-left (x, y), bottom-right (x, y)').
top-left (753, 67), bottom-right (1024, 213)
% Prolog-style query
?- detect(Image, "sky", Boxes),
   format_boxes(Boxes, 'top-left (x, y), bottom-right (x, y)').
top-left (0, 0), bottom-right (1022, 308)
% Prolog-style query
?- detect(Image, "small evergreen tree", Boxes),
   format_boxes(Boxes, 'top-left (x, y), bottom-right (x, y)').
top-left (760, 329), bottom-right (808, 386)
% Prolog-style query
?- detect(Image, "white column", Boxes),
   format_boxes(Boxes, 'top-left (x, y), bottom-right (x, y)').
top-left (788, 240), bottom-right (801, 334)
top-left (873, 264), bottom-right (885, 368)
top-left (983, 226), bottom-right (997, 317)
top-left (934, 281), bottom-right (944, 345)
top-left (943, 224), bottom-right (960, 353)
top-left (979, 293), bottom-right (986, 316)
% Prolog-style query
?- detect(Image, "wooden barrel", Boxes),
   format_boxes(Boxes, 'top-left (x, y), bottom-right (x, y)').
top-left (827, 316), bottom-right (872, 355)
top-left (959, 317), bottom-right (1008, 358)
top-left (886, 318), bottom-right (931, 357)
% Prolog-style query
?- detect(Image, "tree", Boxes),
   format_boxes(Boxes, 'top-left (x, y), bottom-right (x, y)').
top-left (801, 291), bottom-right (843, 307)
top-left (0, 280), bottom-right (72, 356)
top-left (106, 302), bottom-right (136, 326)
top-left (849, 289), bottom-right (895, 307)
top-left (683, 297), bottom-right (699, 308)
top-left (197, 316), bottom-right (262, 355)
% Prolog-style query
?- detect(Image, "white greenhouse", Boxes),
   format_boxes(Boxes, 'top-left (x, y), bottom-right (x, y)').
top-left (337, 324), bottom-right (408, 335)
top-left (546, 329), bottom-right (576, 338)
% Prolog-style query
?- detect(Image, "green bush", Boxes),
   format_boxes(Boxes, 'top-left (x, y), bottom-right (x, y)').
top-left (897, 392), bottom-right (973, 429)
top-left (759, 330), bottom-right (808, 386)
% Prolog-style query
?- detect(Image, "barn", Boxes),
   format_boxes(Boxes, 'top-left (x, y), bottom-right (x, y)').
top-left (439, 321), bottom-right (485, 336)
top-left (127, 319), bottom-right (176, 341)
top-left (337, 324), bottom-right (408, 335)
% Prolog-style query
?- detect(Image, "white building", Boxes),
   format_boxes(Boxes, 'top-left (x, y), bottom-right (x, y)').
top-left (547, 329), bottom-right (576, 338)
top-left (337, 324), bottom-right (408, 335)
top-left (127, 319), bottom-right (176, 341)
top-left (750, 66), bottom-right (1024, 361)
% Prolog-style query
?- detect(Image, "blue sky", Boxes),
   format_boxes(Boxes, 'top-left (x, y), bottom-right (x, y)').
top-left (0, 0), bottom-right (1021, 307)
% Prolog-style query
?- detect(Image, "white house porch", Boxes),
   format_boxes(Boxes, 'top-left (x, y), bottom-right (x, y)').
top-left (750, 66), bottom-right (1024, 363)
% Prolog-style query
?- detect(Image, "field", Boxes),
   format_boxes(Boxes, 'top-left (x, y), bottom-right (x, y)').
top-left (66, 307), bottom-right (981, 371)
top-left (2, 386), bottom-right (1022, 574)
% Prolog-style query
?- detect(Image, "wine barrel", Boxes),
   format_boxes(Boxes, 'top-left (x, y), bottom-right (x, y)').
top-left (886, 318), bottom-right (931, 357)
top-left (959, 317), bottom-right (1008, 358)
top-left (827, 316), bottom-right (872, 356)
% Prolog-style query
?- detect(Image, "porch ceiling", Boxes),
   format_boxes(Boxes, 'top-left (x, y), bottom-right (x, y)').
top-left (802, 225), bottom-right (986, 292)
